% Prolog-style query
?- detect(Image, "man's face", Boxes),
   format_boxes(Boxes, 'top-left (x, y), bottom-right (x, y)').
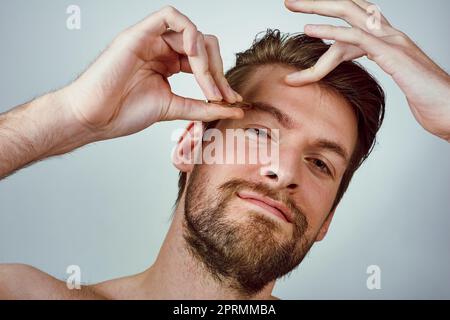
top-left (182, 65), bottom-right (358, 295)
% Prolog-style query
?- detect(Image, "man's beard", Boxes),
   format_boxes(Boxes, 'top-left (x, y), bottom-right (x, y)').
top-left (182, 165), bottom-right (314, 296)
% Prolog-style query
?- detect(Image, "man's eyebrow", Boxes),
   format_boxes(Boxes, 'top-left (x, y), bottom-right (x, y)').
top-left (239, 101), bottom-right (350, 163)
top-left (313, 139), bottom-right (350, 164)
top-left (244, 101), bottom-right (296, 129)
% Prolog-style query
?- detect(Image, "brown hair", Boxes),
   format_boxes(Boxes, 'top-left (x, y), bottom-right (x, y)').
top-left (176, 29), bottom-right (385, 213)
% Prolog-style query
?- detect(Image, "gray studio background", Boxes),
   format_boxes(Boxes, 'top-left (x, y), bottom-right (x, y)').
top-left (0, 0), bottom-right (449, 299)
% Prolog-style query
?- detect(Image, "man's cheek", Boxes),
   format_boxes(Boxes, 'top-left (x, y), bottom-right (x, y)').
top-left (301, 179), bottom-right (337, 215)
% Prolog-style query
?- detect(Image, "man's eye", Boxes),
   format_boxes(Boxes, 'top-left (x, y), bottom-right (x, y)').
top-left (245, 127), bottom-right (270, 139)
top-left (310, 158), bottom-right (332, 176)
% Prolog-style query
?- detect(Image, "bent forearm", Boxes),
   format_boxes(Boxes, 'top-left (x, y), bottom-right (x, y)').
top-left (0, 90), bottom-right (94, 179)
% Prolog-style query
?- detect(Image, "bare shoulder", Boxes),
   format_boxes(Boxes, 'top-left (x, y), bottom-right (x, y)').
top-left (0, 264), bottom-right (105, 300)
top-left (91, 273), bottom-right (144, 300)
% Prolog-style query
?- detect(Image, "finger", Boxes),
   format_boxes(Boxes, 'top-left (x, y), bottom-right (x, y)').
top-left (161, 31), bottom-right (193, 74)
top-left (179, 55), bottom-right (193, 73)
top-left (302, 24), bottom-right (397, 67)
top-left (285, 43), bottom-right (363, 85)
top-left (188, 32), bottom-right (225, 101)
top-left (350, 0), bottom-right (391, 26)
top-left (164, 94), bottom-right (245, 122)
top-left (286, 46), bottom-right (342, 86)
top-left (132, 7), bottom-right (225, 101)
top-left (162, 30), bottom-right (224, 101)
top-left (163, 49), bottom-right (239, 103)
top-left (132, 6), bottom-right (198, 56)
top-left (284, 0), bottom-right (388, 35)
top-left (285, 0), bottom-right (369, 28)
top-left (204, 34), bottom-right (243, 103)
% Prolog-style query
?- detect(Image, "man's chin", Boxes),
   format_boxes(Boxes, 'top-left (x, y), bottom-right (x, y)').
top-left (224, 209), bottom-right (291, 238)
top-left (183, 208), bottom-right (309, 296)
top-left (221, 210), bottom-right (292, 246)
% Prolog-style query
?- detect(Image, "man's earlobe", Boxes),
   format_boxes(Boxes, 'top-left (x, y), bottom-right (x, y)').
top-left (171, 121), bottom-right (204, 172)
top-left (315, 210), bottom-right (336, 242)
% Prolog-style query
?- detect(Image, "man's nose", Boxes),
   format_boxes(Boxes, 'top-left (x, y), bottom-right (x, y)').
top-left (259, 151), bottom-right (300, 191)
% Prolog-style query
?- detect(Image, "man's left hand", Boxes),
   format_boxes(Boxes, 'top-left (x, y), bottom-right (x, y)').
top-left (284, 0), bottom-right (450, 142)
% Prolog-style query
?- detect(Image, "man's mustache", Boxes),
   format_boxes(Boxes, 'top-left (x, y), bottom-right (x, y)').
top-left (218, 178), bottom-right (306, 227)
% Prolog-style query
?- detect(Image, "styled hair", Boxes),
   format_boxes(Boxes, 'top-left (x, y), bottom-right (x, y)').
top-left (176, 29), bottom-right (385, 213)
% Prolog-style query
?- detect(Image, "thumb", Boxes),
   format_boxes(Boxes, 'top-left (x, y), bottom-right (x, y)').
top-left (163, 94), bottom-right (244, 122)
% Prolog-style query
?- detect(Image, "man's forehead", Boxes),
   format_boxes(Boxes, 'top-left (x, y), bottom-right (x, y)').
top-left (239, 65), bottom-right (353, 122)
top-left (239, 64), bottom-right (296, 99)
top-left (240, 65), bottom-right (334, 113)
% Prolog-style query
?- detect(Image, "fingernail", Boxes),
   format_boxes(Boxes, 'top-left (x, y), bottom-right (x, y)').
top-left (286, 72), bottom-right (302, 81)
top-left (225, 84), bottom-right (237, 102)
top-left (304, 24), bottom-right (318, 33)
top-left (225, 82), bottom-right (241, 101)
top-left (212, 84), bottom-right (223, 100)
top-left (232, 108), bottom-right (244, 119)
top-left (235, 91), bottom-right (243, 102)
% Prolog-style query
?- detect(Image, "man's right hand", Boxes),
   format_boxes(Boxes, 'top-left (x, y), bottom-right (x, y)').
top-left (0, 6), bottom-right (244, 179)
top-left (63, 6), bottom-right (244, 141)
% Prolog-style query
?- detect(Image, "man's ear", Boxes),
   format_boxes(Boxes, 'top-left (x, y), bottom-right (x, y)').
top-left (171, 121), bottom-right (204, 173)
top-left (315, 210), bottom-right (336, 242)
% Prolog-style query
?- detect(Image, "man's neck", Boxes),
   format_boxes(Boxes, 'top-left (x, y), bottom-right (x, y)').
top-left (144, 209), bottom-right (276, 299)
top-left (95, 207), bottom-right (277, 300)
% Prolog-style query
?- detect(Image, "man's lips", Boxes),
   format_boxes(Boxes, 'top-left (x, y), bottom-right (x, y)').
top-left (236, 191), bottom-right (293, 223)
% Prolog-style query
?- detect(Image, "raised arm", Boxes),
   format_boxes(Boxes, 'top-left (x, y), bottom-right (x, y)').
top-left (0, 6), bottom-right (243, 179)
top-left (0, 91), bottom-right (90, 178)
